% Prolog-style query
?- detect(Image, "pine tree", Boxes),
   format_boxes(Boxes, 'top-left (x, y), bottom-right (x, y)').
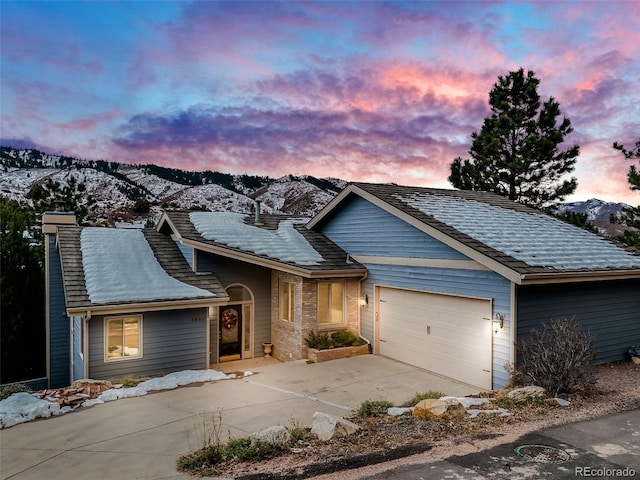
top-left (0, 198), bottom-right (46, 383)
top-left (449, 68), bottom-right (579, 208)
top-left (611, 139), bottom-right (640, 250)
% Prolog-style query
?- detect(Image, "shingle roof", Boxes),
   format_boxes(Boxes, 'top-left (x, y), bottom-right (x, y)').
top-left (346, 182), bottom-right (640, 276)
top-left (161, 210), bottom-right (365, 276)
top-left (57, 226), bottom-right (227, 311)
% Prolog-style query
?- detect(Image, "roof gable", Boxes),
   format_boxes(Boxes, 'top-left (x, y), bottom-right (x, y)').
top-left (308, 182), bottom-right (640, 283)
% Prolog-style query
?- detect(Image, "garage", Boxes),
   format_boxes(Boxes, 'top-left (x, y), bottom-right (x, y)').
top-left (377, 287), bottom-right (492, 390)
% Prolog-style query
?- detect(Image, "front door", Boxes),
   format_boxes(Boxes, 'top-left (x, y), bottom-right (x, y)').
top-left (219, 305), bottom-right (242, 361)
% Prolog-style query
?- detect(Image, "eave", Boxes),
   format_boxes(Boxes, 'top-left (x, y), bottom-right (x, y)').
top-left (181, 238), bottom-right (366, 279)
top-left (67, 296), bottom-right (228, 317)
top-left (519, 269), bottom-right (640, 285)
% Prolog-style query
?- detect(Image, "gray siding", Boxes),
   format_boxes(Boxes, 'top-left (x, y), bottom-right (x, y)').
top-left (88, 308), bottom-right (207, 380)
top-left (321, 196), bottom-right (468, 259)
top-left (320, 195), bottom-right (512, 388)
top-left (197, 252), bottom-right (272, 357)
top-left (48, 235), bottom-right (70, 388)
top-left (517, 280), bottom-right (640, 363)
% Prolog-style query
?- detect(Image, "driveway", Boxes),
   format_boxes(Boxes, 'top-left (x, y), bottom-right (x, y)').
top-left (0, 355), bottom-right (475, 480)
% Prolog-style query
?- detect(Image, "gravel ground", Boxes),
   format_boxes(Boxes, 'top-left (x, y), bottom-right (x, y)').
top-left (215, 361), bottom-right (640, 480)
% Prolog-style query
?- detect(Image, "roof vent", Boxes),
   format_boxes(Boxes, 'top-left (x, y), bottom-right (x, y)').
top-left (254, 200), bottom-right (263, 225)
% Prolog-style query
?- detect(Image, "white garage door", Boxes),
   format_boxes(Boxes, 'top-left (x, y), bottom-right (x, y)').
top-left (378, 287), bottom-right (492, 390)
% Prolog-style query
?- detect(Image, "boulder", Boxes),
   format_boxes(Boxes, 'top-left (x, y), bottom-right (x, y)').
top-left (413, 398), bottom-right (466, 420)
top-left (310, 412), bottom-right (360, 441)
top-left (249, 425), bottom-right (291, 446)
top-left (507, 385), bottom-right (546, 403)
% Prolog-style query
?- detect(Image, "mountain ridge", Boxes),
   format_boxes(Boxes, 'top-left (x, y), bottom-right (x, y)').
top-left (1, 146), bottom-right (629, 237)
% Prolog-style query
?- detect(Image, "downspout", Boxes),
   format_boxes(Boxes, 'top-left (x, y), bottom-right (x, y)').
top-left (357, 269), bottom-right (371, 351)
top-left (45, 235), bottom-right (51, 388)
top-left (69, 316), bottom-right (74, 384)
top-left (84, 312), bottom-right (91, 380)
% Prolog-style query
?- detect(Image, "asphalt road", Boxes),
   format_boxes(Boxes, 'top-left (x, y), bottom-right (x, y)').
top-left (363, 409), bottom-right (639, 480)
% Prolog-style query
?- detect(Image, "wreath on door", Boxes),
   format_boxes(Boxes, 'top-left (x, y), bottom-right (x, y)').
top-left (221, 309), bottom-right (238, 329)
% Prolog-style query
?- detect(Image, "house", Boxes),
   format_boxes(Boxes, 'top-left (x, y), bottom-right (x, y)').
top-left (308, 183), bottom-right (640, 390)
top-left (43, 212), bottom-right (228, 388)
top-left (156, 209), bottom-right (366, 364)
top-left (44, 182), bottom-right (640, 391)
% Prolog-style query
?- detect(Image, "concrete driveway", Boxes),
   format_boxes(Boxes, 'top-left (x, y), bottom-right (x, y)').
top-left (0, 355), bottom-right (476, 480)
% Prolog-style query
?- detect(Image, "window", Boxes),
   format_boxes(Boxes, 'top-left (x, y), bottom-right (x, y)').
top-left (280, 281), bottom-right (295, 322)
top-left (317, 282), bottom-right (344, 325)
top-left (105, 315), bottom-right (142, 361)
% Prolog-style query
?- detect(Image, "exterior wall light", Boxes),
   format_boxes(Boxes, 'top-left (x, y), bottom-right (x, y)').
top-left (493, 313), bottom-right (505, 333)
top-left (359, 292), bottom-right (368, 307)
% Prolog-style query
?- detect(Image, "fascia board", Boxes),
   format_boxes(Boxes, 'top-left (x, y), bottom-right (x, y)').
top-left (156, 213), bottom-right (182, 240)
top-left (67, 297), bottom-right (228, 317)
top-left (520, 270), bottom-right (640, 285)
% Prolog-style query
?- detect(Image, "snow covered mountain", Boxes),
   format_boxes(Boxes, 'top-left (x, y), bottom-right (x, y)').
top-left (0, 147), bottom-right (345, 226)
top-left (555, 198), bottom-right (631, 237)
top-left (1, 146), bottom-right (630, 237)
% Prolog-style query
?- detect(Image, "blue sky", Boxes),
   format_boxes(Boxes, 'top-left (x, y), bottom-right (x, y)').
top-left (1, 1), bottom-right (639, 203)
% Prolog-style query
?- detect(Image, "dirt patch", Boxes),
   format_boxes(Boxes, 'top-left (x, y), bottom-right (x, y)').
top-left (208, 361), bottom-right (640, 480)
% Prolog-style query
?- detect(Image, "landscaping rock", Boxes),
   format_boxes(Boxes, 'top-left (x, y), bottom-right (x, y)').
top-left (467, 408), bottom-right (511, 418)
top-left (554, 397), bottom-right (571, 407)
top-left (387, 407), bottom-right (413, 416)
top-left (310, 412), bottom-right (360, 441)
top-left (413, 398), bottom-right (466, 420)
top-left (249, 425), bottom-right (291, 446)
top-left (507, 385), bottom-right (546, 403)
top-left (440, 396), bottom-right (490, 408)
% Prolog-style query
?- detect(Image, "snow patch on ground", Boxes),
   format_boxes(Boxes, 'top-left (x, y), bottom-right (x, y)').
top-left (0, 369), bottom-right (230, 429)
top-left (0, 392), bottom-right (72, 429)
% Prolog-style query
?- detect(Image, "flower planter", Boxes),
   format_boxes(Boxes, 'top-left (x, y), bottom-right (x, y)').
top-left (307, 344), bottom-right (369, 363)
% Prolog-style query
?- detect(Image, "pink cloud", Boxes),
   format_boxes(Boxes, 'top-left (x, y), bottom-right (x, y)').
top-left (56, 111), bottom-right (122, 132)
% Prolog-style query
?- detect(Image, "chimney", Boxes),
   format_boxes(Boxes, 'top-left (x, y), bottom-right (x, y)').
top-left (42, 210), bottom-right (77, 234)
top-left (254, 200), bottom-right (262, 225)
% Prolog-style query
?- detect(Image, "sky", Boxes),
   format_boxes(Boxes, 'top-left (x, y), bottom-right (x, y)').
top-left (1, 1), bottom-right (639, 204)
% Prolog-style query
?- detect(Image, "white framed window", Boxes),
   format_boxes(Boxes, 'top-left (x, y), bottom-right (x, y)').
top-left (317, 282), bottom-right (344, 326)
top-left (105, 315), bottom-right (142, 361)
top-left (280, 280), bottom-right (295, 322)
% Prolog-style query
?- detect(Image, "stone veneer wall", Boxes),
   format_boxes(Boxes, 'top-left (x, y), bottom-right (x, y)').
top-left (271, 271), bottom-right (361, 362)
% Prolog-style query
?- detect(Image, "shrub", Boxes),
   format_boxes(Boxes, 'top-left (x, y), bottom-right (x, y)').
top-left (330, 330), bottom-right (366, 347)
top-left (304, 331), bottom-right (332, 350)
top-left (177, 417), bottom-right (309, 475)
top-left (357, 400), bottom-right (394, 417)
top-left (408, 391), bottom-right (446, 406)
top-left (304, 330), bottom-right (366, 349)
top-left (508, 317), bottom-right (597, 396)
top-left (0, 383), bottom-right (29, 401)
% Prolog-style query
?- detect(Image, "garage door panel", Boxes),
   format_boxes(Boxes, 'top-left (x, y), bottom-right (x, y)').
top-left (378, 287), bottom-right (492, 390)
